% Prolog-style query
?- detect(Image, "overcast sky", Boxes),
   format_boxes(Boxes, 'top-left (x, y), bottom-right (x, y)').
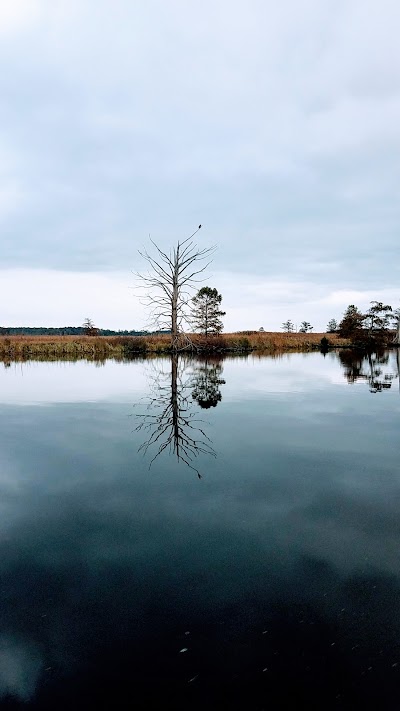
top-left (0, 0), bottom-right (399, 331)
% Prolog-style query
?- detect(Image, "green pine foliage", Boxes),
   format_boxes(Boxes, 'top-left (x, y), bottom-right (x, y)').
top-left (281, 320), bottom-right (294, 333)
top-left (299, 321), bottom-right (313, 333)
top-left (338, 302), bottom-right (394, 346)
top-left (191, 287), bottom-right (226, 336)
top-left (326, 319), bottom-right (338, 333)
top-left (338, 305), bottom-right (364, 339)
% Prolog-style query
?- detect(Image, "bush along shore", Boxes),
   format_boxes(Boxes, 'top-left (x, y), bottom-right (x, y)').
top-left (0, 332), bottom-right (350, 362)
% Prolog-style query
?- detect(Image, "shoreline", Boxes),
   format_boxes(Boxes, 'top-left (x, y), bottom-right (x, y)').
top-left (0, 333), bottom-right (349, 362)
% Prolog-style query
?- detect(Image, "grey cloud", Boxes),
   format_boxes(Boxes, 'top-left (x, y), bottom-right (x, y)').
top-left (0, 0), bottom-right (399, 294)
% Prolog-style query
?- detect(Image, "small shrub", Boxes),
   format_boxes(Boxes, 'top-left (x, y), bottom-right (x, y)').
top-left (234, 337), bottom-right (251, 350)
top-left (122, 337), bottom-right (148, 354)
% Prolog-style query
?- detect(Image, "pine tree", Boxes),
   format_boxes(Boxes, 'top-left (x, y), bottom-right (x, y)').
top-left (362, 301), bottom-right (392, 345)
top-left (338, 305), bottom-right (364, 339)
top-left (299, 321), bottom-right (313, 333)
top-left (326, 318), bottom-right (338, 333)
top-left (281, 320), bottom-right (294, 333)
top-left (191, 287), bottom-right (225, 336)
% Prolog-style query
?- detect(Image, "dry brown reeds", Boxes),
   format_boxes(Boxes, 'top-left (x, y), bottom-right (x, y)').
top-left (0, 332), bottom-right (348, 362)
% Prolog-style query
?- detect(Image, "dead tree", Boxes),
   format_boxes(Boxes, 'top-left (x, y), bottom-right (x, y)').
top-left (136, 226), bottom-right (215, 350)
top-left (82, 317), bottom-right (99, 336)
top-left (392, 308), bottom-right (400, 345)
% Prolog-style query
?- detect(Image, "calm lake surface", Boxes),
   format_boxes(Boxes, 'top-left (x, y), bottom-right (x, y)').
top-left (0, 351), bottom-right (399, 709)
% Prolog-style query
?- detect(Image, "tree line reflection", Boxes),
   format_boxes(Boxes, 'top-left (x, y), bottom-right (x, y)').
top-left (135, 355), bottom-right (225, 477)
top-left (338, 349), bottom-right (399, 393)
top-left (134, 349), bottom-right (399, 477)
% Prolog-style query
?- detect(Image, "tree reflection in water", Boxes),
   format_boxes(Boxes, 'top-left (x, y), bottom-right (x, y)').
top-left (135, 355), bottom-right (225, 477)
top-left (338, 350), bottom-right (397, 393)
top-left (191, 356), bottom-right (226, 409)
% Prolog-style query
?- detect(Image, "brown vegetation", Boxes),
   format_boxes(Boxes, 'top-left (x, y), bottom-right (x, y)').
top-left (0, 332), bottom-right (349, 362)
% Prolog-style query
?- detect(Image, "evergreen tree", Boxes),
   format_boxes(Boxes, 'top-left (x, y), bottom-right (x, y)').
top-left (191, 287), bottom-right (225, 336)
top-left (338, 302), bottom-right (394, 346)
top-left (299, 321), bottom-right (313, 333)
top-left (362, 301), bottom-right (392, 345)
top-left (338, 305), bottom-right (364, 339)
top-left (281, 320), bottom-right (294, 333)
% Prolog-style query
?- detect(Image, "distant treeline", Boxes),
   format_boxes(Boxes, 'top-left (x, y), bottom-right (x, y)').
top-left (0, 327), bottom-right (171, 336)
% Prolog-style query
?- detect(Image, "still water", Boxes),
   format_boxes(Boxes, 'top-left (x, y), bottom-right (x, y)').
top-left (0, 351), bottom-right (399, 709)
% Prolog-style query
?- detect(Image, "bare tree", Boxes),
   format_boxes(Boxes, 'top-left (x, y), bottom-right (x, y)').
top-left (397, 349), bottom-right (400, 394)
top-left (82, 317), bottom-right (99, 336)
top-left (392, 307), bottom-right (400, 345)
top-left (136, 226), bottom-right (215, 350)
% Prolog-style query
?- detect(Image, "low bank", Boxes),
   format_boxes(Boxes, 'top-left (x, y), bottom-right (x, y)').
top-left (0, 333), bottom-right (348, 361)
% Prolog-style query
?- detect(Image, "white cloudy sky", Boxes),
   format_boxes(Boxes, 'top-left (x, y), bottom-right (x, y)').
top-left (0, 0), bottom-right (399, 331)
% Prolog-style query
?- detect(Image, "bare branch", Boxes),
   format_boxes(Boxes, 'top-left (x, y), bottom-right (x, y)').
top-left (135, 227), bottom-right (214, 350)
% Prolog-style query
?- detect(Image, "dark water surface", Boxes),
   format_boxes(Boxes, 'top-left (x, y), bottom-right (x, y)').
top-left (0, 351), bottom-right (399, 709)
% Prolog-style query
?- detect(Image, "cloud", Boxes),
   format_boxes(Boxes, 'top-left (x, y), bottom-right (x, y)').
top-left (0, 1), bottom-right (399, 325)
top-left (0, 268), bottom-right (398, 331)
top-left (0, 180), bottom-right (24, 221)
top-left (0, 269), bottom-right (145, 329)
top-left (0, 0), bottom-right (41, 36)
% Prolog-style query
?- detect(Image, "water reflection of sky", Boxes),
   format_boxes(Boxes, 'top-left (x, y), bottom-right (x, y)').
top-left (1, 351), bottom-right (399, 405)
top-left (0, 353), bottom-right (399, 708)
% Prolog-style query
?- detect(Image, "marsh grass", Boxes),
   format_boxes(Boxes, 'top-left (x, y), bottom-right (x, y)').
top-left (0, 332), bottom-right (348, 362)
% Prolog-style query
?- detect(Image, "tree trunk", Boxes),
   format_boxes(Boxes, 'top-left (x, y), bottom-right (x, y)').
top-left (136, 227), bottom-right (214, 351)
top-left (172, 281), bottom-right (178, 343)
top-left (395, 319), bottom-right (400, 345)
top-left (171, 249), bottom-right (179, 348)
top-left (397, 349), bottom-right (400, 394)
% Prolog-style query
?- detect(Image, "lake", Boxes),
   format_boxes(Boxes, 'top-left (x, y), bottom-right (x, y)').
top-left (0, 350), bottom-right (399, 709)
